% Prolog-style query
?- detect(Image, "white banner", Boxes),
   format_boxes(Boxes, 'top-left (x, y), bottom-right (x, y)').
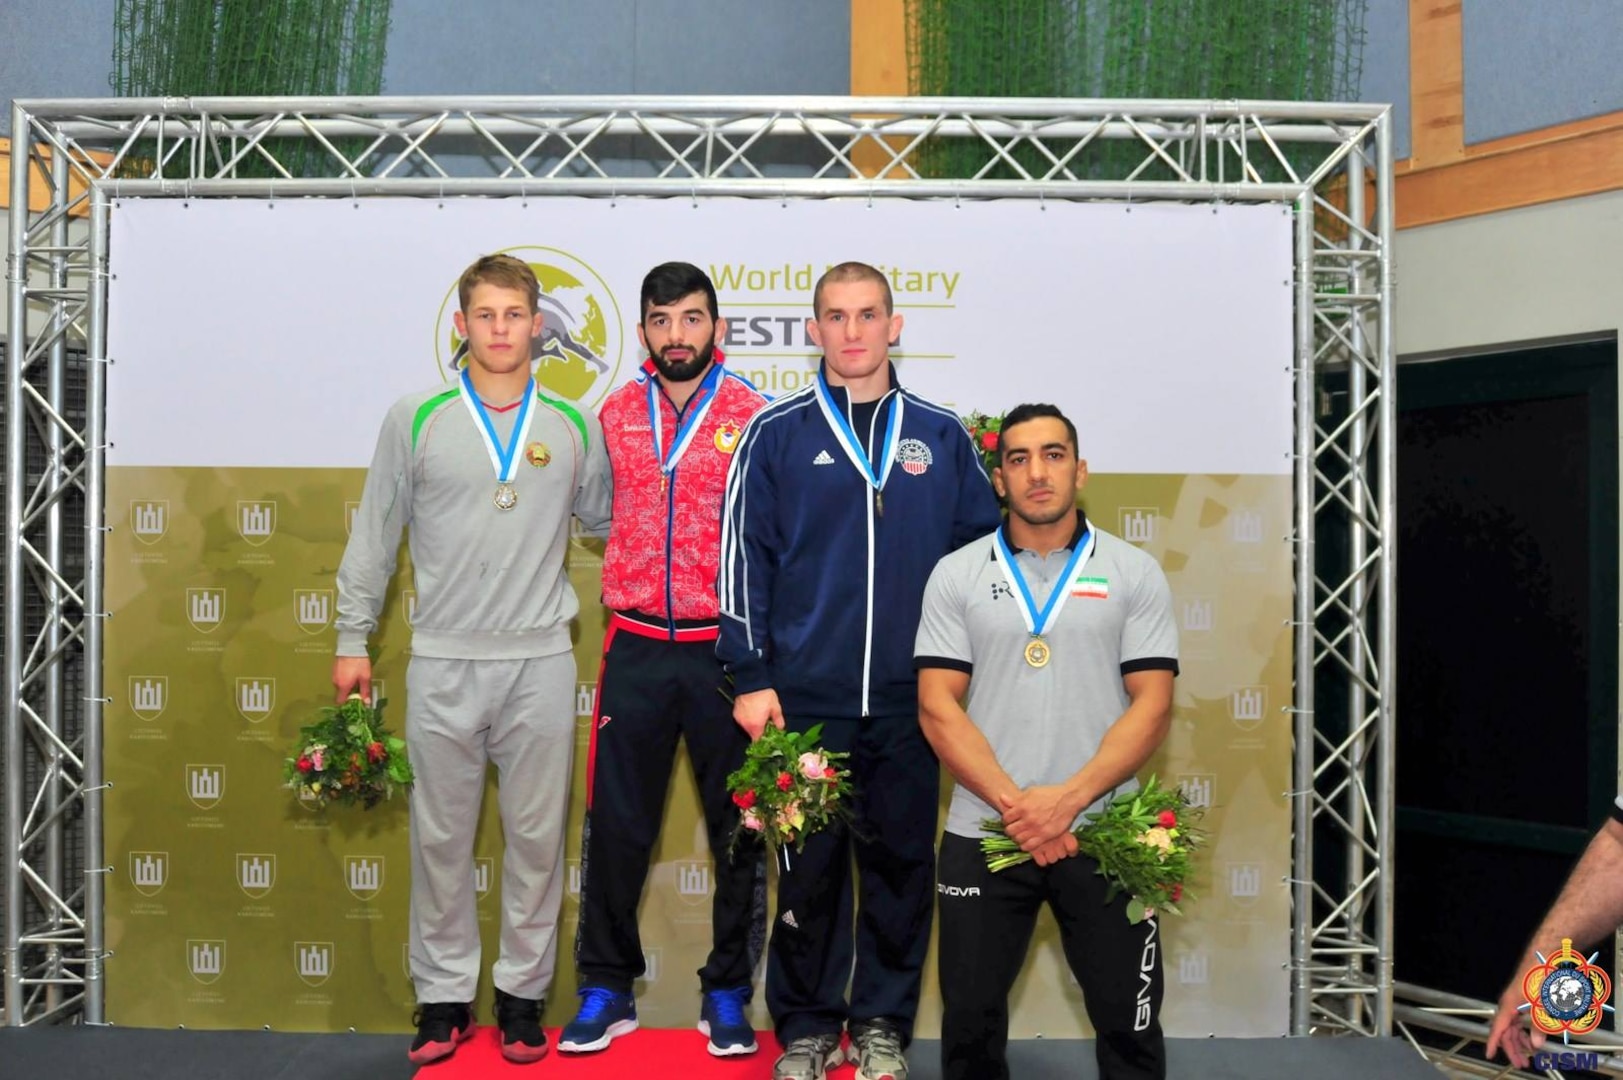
top-left (107, 197), bottom-right (1291, 473)
top-left (104, 194), bottom-right (1295, 1037)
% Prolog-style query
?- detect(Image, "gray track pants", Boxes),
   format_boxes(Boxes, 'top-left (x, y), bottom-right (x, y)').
top-left (405, 652), bottom-right (576, 1003)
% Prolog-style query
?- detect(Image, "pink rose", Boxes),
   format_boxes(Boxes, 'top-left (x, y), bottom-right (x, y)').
top-left (310, 750), bottom-right (325, 771)
top-left (742, 810), bottom-right (764, 831)
top-left (798, 752), bottom-right (828, 780)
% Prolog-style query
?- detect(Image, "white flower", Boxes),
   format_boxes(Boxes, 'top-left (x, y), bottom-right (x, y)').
top-left (1138, 826), bottom-right (1174, 861)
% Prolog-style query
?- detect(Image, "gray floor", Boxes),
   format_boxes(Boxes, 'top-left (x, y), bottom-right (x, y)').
top-left (0, 1028), bottom-right (1446, 1079)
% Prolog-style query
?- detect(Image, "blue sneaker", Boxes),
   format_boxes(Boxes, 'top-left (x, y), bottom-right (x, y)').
top-left (557, 986), bottom-right (638, 1053)
top-left (699, 986), bottom-right (758, 1056)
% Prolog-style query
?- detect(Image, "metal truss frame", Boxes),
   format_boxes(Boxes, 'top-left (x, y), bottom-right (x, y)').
top-left (1393, 980), bottom-right (1623, 1078)
top-left (4, 96), bottom-right (1393, 1030)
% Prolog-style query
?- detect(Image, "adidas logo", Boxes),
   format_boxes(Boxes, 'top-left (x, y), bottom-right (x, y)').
top-left (780, 910), bottom-right (799, 929)
top-left (812, 450), bottom-right (836, 466)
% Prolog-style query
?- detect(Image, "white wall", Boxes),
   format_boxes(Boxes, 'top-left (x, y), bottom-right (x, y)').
top-left (1395, 188), bottom-right (1623, 357)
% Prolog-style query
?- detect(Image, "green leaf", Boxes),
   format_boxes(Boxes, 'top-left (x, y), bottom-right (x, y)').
top-left (1126, 898), bottom-right (1146, 923)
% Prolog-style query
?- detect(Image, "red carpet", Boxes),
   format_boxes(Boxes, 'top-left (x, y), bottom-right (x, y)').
top-left (418, 1026), bottom-right (861, 1078)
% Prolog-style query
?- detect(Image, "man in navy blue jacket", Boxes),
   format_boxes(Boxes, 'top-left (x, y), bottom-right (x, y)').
top-left (718, 261), bottom-right (1002, 1080)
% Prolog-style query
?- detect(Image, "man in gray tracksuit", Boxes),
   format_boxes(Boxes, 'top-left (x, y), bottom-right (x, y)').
top-left (334, 254), bottom-right (612, 1066)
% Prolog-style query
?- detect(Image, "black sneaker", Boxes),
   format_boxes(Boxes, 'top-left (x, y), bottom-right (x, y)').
top-left (408, 1001), bottom-right (473, 1065)
top-left (495, 987), bottom-right (549, 1064)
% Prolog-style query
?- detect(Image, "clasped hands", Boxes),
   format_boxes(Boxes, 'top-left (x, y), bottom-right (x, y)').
top-left (999, 784), bottom-right (1081, 867)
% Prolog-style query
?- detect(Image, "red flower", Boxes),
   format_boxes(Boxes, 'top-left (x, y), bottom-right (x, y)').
top-left (733, 789), bottom-right (757, 810)
top-left (367, 741), bottom-right (386, 764)
top-left (776, 772), bottom-right (793, 792)
top-left (1171, 883), bottom-right (1184, 902)
top-left (1157, 809), bottom-right (1177, 827)
top-left (979, 430), bottom-right (998, 452)
top-left (296, 755), bottom-right (313, 774)
top-left (823, 767), bottom-right (837, 779)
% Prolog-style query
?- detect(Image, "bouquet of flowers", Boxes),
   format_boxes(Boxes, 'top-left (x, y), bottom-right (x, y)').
top-left (726, 723), bottom-right (854, 869)
top-left (283, 694), bottom-right (414, 809)
top-left (961, 411), bottom-right (1003, 478)
top-left (981, 776), bottom-right (1207, 924)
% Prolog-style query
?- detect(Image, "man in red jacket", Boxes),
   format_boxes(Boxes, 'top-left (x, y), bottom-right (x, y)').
top-left (560, 262), bottom-right (769, 1058)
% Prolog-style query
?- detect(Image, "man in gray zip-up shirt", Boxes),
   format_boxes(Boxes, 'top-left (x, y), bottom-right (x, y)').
top-left (333, 254), bottom-right (612, 1066)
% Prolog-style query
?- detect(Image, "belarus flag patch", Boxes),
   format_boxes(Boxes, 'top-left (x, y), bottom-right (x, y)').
top-left (1071, 575), bottom-right (1110, 600)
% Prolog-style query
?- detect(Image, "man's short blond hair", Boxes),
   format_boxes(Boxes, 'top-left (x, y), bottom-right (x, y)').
top-left (457, 253), bottom-right (540, 314)
top-left (812, 261), bottom-right (893, 316)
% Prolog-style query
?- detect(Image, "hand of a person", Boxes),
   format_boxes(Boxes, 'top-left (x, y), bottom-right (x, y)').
top-left (1485, 981), bottom-right (1541, 1068)
top-left (999, 785), bottom-right (1078, 852)
top-left (1030, 831), bottom-right (1079, 868)
top-left (733, 688), bottom-right (785, 741)
top-left (332, 656), bottom-right (372, 705)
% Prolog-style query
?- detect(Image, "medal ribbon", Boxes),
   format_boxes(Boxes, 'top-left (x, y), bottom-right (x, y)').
top-left (646, 358), bottom-right (726, 478)
top-left (458, 369), bottom-right (537, 484)
top-left (992, 526), bottom-right (1095, 637)
top-left (813, 369), bottom-right (903, 494)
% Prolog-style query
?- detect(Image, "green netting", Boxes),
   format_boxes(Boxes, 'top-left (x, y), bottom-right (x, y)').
top-left (112, 0), bottom-right (392, 178)
top-left (906, 0), bottom-right (1367, 181)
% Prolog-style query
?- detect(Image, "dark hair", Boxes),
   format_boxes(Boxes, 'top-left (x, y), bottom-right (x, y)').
top-left (996, 403), bottom-right (1078, 462)
top-left (641, 262), bottom-right (719, 321)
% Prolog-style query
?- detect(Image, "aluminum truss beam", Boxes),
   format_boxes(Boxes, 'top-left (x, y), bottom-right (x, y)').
top-left (3, 96), bottom-right (1394, 1031)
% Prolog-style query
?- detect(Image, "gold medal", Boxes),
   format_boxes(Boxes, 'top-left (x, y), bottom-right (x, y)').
top-left (1024, 637), bottom-right (1050, 669)
top-left (494, 483), bottom-right (518, 511)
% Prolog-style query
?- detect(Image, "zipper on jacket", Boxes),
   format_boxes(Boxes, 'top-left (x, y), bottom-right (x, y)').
top-left (665, 462), bottom-right (678, 641)
top-left (663, 389), bottom-right (686, 642)
top-left (857, 391), bottom-right (894, 718)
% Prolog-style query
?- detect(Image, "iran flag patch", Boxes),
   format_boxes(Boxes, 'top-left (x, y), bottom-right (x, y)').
top-left (1071, 575), bottom-right (1110, 600)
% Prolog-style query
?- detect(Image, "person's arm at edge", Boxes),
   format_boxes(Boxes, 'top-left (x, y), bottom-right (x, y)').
top-left (573, 405), bottom-right (613, 535)
top-left (717, 415), bottom-right (782, 739)
top-left (918, 667), bottom-right (1019, 811)
top-left (1487, 815), bottom-right (1623, 1068)
top-left (333, 403), bottom-right (412, 703)
top-left (948, 413), bottom-right (1003, 550)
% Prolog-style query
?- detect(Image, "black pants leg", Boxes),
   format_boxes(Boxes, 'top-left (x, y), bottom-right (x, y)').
top-left (936, 832), bottom-right (1043, 1080)
top-left (676, 638), bottom-right (767, 992)
top-left (765, 715), bottom-right (858, 1043)
top-left (937, 835), bottom-right (1168, 1080)
top-left (574, 626), bottom-right (681, 993)
top-left (766, 715), bottom-right (939, 1044)
top-left (848, 717), bottom-right (940, 1040)
top-left (1048, 854), bottom-right (1166, 1080)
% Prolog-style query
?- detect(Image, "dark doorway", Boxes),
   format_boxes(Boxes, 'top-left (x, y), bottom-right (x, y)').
top-left (1391, 338), bottom-right (1618, 1000)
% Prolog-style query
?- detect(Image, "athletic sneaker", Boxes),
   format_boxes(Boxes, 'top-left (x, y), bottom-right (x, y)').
top-left (557, 985), bottom-right (638, 1053)
top-left (698, 985), bottom-right (758, 1056)
top-left (851, 1018), bottom-right (909, 1080)
top-left (407, 1001), bottom-right (473, 1065)
top-left (494, 987), bottom-right (548, 1064)
top-left (772, 1032), bottom-right (845, 1080)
